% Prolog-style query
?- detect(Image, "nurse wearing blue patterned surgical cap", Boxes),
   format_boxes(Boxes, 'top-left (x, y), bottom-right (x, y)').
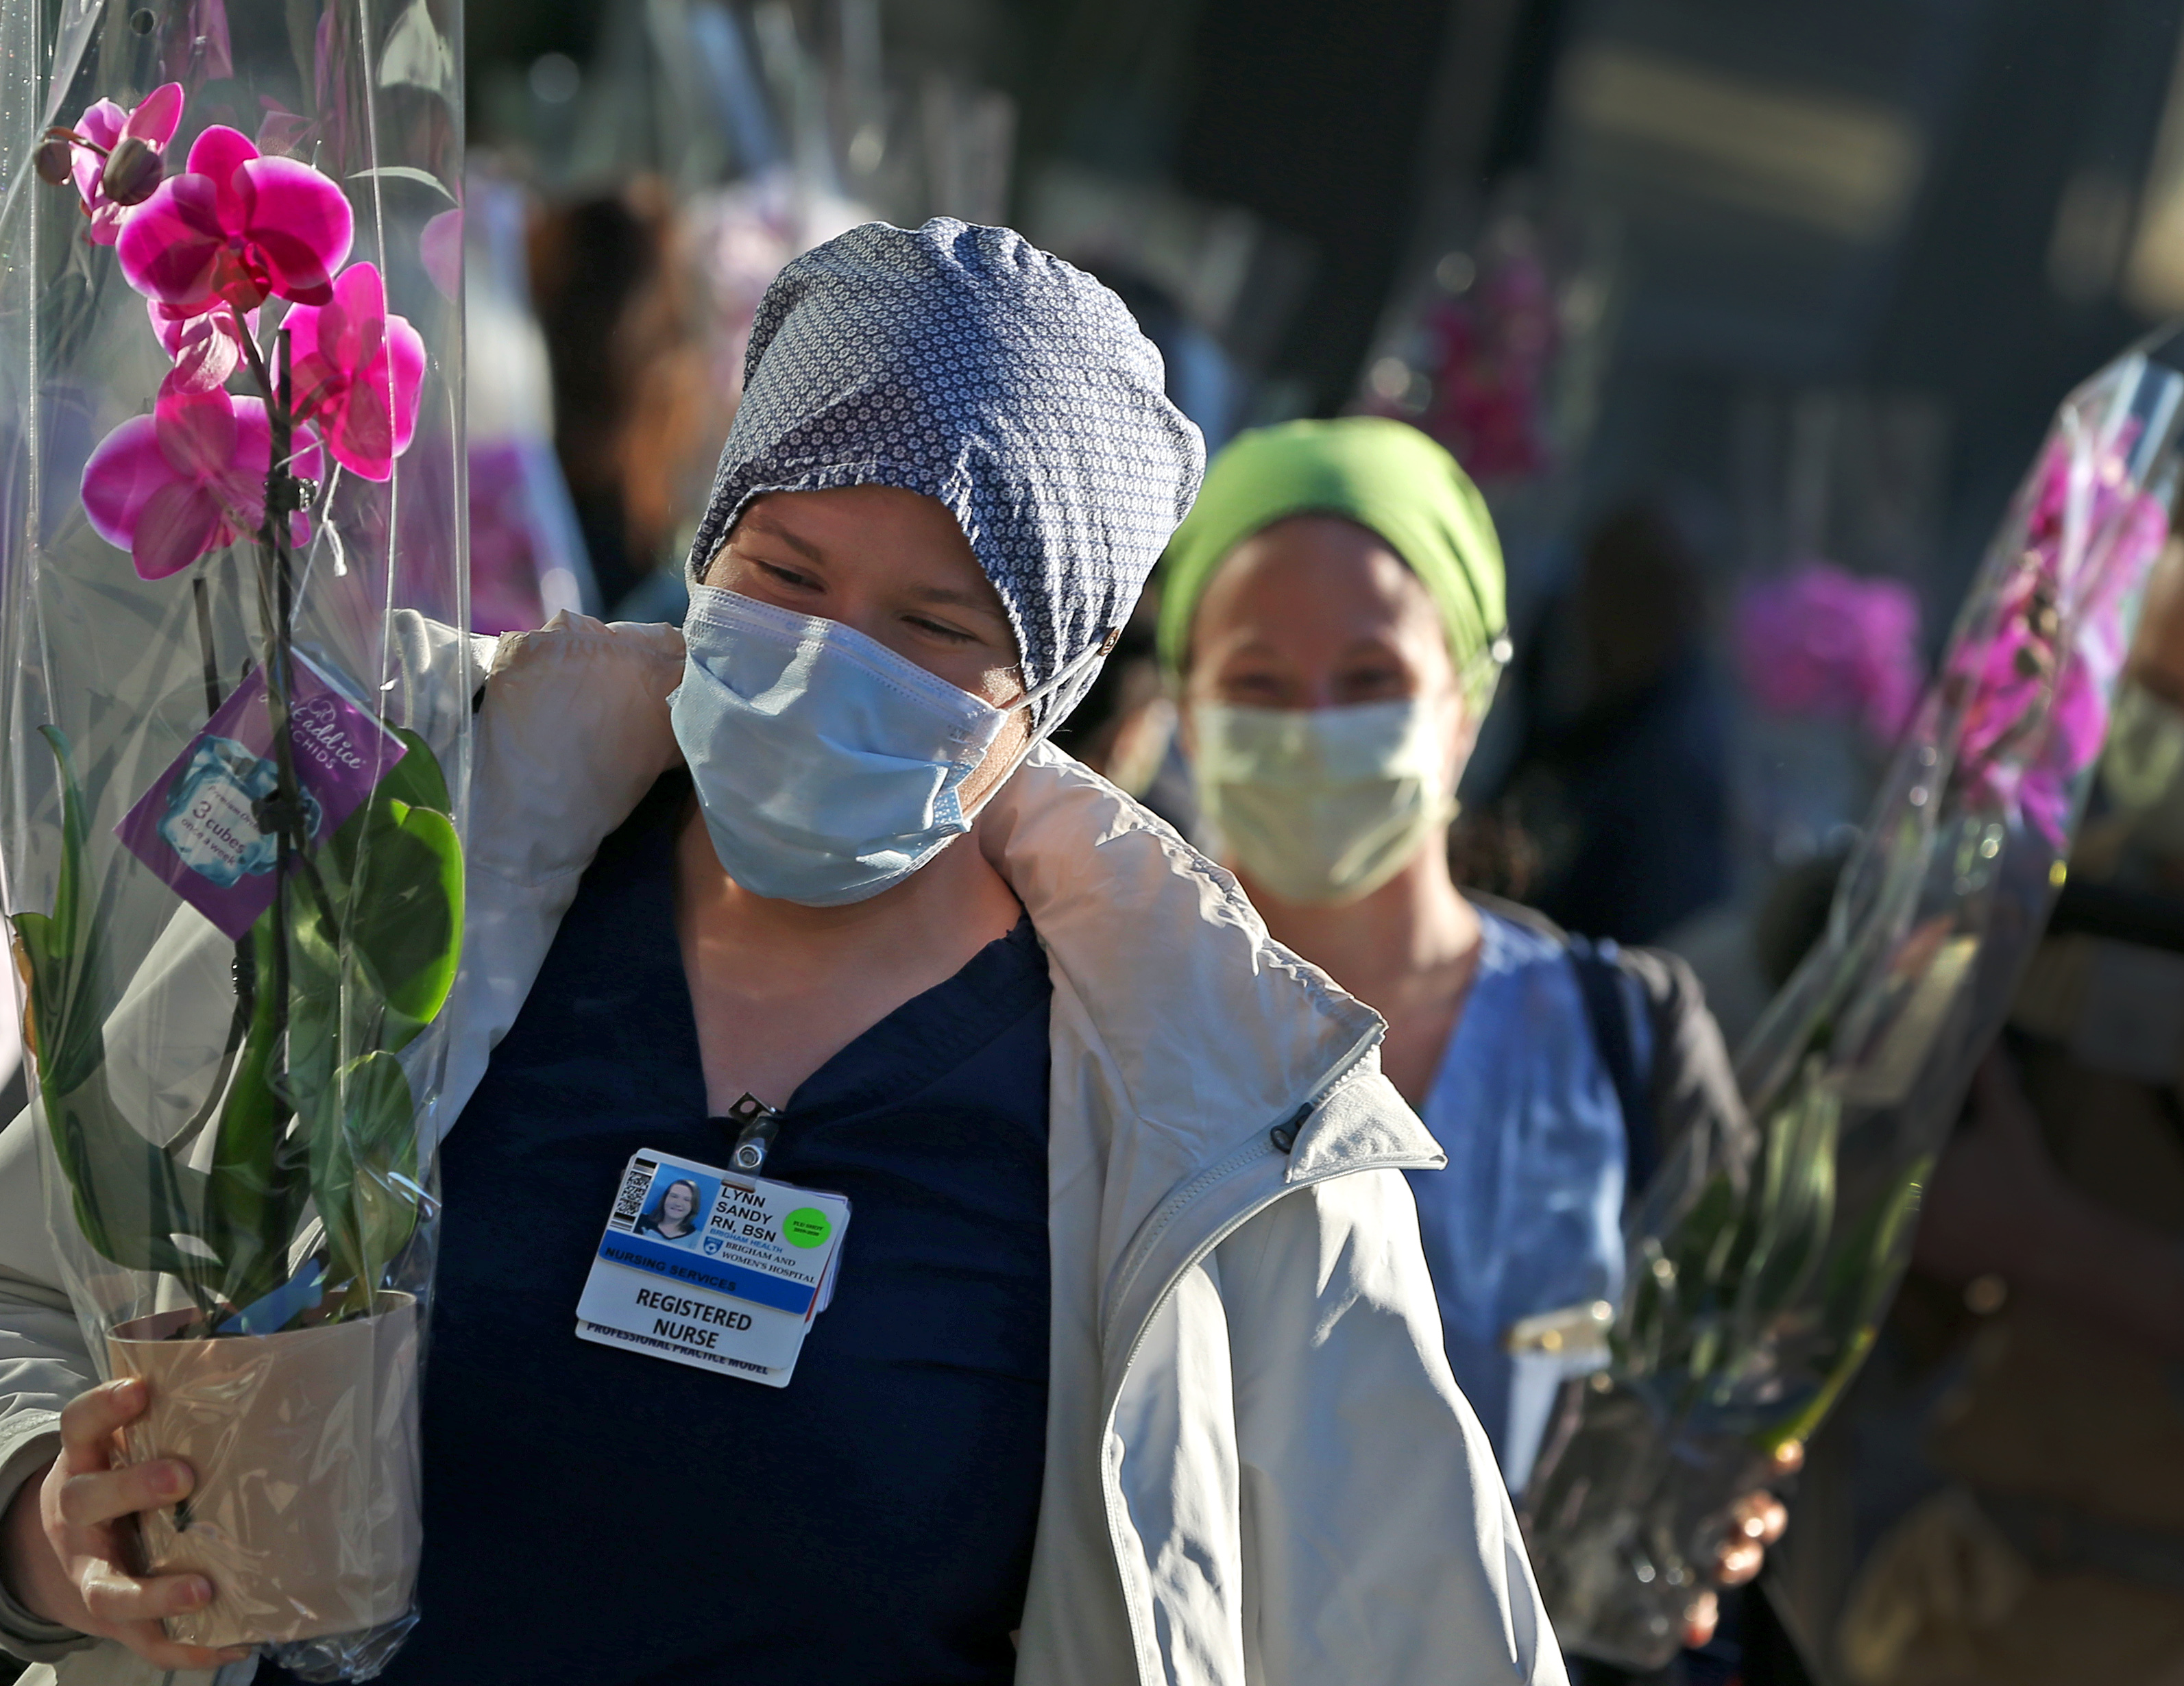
top-left (182, 218), bottom-right (1562, 1686)
top-left (667, 219), bottom-right (1205, 907)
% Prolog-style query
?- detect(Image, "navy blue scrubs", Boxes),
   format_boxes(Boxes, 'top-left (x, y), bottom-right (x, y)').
top-left (324, 776), bottom-right (1054, 1685)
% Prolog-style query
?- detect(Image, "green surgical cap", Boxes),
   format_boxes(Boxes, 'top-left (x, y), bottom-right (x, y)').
top-left (1155, 417), bottom-right (1507, 690)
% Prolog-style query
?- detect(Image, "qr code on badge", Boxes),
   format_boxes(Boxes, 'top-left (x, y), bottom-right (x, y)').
top-left (609, 1157), bottom-right (658, 1230)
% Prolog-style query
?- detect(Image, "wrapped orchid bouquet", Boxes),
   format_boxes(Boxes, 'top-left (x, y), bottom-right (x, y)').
top-left (1522, 332), bottom-right (2184, 1667)
top-left (1, 4), bottom-right (466, 1676)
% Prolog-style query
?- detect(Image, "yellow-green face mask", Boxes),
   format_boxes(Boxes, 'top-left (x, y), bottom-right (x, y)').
top-left (1189, 698), bottom-right (1456, 906)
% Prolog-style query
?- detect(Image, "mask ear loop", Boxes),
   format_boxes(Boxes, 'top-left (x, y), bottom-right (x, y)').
top-left (1437, 631), bottom-right (1512, 820)
top-left (958, 627), bottom-right (1123, 820)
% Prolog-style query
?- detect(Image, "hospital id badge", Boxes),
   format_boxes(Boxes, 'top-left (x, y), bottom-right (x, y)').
top-left (574, 1148), bottom-right (849, 1388)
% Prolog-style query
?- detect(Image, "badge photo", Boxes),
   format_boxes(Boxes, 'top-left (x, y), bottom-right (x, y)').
top-left (632, 1166), bottom-right (716, 1249)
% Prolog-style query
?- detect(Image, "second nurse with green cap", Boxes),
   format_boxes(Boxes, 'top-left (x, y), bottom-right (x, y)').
top-left (1158, 417), bottom-right (1782, 1662)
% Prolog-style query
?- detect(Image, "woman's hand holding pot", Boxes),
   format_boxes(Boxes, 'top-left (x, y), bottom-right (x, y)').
top-left (0, 1378), bottom-right (250, 1670)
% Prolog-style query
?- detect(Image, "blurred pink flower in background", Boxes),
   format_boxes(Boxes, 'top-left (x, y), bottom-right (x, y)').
top-left (419, 208), bottom-right (463, 300)
top-left (281, 262), bottom-right (425, 480)
top-left (66, 82), bottom-right (183, 244)
top-left (467, 443), bottom-right (552, 634)
top-left (118, 125), bottom-right (353, 313)
top-left (81, 382), bottom-right (320, 580)
top-left (1420, 248), bottom-right (1559, 482)
top-left (1736, 561), bottom-right (1925, 744)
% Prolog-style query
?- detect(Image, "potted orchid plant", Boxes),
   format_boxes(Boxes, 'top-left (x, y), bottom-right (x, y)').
top-left (1, 5), bottom-right (466, 1676)
top-left (1520, 331), bottom-right (2184, 1669)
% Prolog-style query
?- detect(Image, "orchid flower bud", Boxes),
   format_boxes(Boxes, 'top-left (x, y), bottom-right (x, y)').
top-left (101, 136), bottom-right (163, 208)
top-left (34, 137), bottom-right (74, 186)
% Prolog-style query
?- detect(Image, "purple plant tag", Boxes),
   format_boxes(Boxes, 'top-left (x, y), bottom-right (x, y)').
top-left (116, 656), bottom-right (407, 940)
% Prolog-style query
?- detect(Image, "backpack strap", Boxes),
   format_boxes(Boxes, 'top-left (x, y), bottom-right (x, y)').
top-left (1467, 892), bottom-right (1668, 1193)
top-left (1568, 940), bottom-right (1660, 1192)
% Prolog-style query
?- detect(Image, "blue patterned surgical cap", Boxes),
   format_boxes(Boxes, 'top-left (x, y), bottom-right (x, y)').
top-left (687, 219), bottom-right (1206, 732)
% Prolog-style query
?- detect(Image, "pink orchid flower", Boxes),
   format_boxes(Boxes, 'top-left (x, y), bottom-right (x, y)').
top-left (81, 382), bottom-right (321, 581)
top-left (149, 297), bottom-right (259, 393)
top-left (117, 125), bottom-right (354, 315)
top-left (66, 82), bottom-right (184, 245)
top-left (1948, 430), bottom-right (2168, 845)
top-left (282, 262), bottom-right (426, 481)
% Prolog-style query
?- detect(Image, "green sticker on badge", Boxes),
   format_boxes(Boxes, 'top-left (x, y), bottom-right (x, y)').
top-left (782, 1207), bottom-right (832, 1249)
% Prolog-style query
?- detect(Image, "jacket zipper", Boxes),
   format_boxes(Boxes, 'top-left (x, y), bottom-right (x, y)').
top-left (1093, 1025), bottom-right (1427, 1685)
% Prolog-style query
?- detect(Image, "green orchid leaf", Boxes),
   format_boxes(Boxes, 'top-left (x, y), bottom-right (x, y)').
top-left (282, 898), bottom-right (344, 1103)
top-left (380, 729), bottom-right (453, 814)
top-left (207, 915), bottom-right (302, 1309)
top-left (320, 729), bottom-right (452, 889)
top-left (348, 1062), bottom-right (422, 1277)
top-left (311, 1050), bottom-right (421, 1299)
top-left (1818, 1157), bottom-right (1929, 1357)
top-left (43, 1074), bottom-right (215, 1284)
top-left (1749, 1086), bottom-right (1840, 1316)
top-left (1664, 1172), bottom-right (1739, 1298)
top-left (277, 735), bottom-right (455, 1306)
top-left (1727, 1063), bottom-right (1841, 1349)
top-left (302, 733), bottom-right (461, 1049)
top-left (345, 800), bottom-right (463, 1043)
top-left (13, 729), bottom-right (105, 1098)
top-left (6, 729), bottom-right (221, 1288)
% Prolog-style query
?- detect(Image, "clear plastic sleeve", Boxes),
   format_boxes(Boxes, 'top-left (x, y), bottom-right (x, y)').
top-left (1520, 327), bottom-right (2184, 1669)
top-left (0, 3), bottom-right (465, 1678)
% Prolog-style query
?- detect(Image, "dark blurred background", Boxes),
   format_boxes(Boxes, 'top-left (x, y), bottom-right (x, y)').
top-left (459, 0), bottom-right (2184, 972)
top-left (467, 0), bottom-right (2184, 587)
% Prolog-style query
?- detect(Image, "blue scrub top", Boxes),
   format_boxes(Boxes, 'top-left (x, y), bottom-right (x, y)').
top-left (295, 776), bottom-right (1054, 1685)
top-left (1404, 907), bottom-right (1639, 1490)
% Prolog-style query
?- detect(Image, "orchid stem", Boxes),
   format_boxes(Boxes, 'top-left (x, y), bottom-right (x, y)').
top-left (263, 326), bottom-right (302, 968)
top-left (230, 301), bottom-right (274, 398)
top-left (240, 321), bottom-right (311, 1259)
top-left (191, 573), bottom-right (222, 717)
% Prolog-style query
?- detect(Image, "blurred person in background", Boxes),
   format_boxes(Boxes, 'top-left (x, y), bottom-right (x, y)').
top-left (530, 179), bottom-right (727, 620)
top-left (1158, 418), bottom-right (1793, 1681)
top-left (1825, 540), bottom-right (2184, 1686)
top-left (1509, 504), bottom-right (1733, 946)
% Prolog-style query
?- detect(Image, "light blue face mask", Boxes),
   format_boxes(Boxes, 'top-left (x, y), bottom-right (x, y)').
top-left (671, 585), bottom-right (1086, 907)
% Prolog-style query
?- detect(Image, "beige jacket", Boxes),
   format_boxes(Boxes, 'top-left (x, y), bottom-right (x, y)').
top-left (0, 615), bottom-right (1563, 1686)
